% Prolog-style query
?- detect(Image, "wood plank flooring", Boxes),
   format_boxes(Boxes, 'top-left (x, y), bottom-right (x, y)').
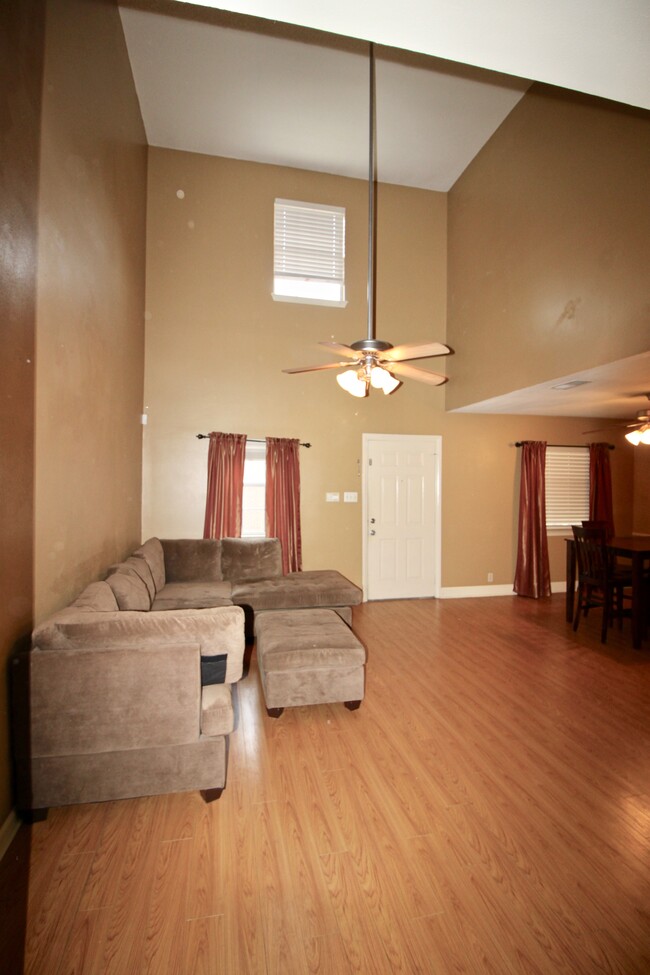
top-left (2, 594), bottom-right (649, 974)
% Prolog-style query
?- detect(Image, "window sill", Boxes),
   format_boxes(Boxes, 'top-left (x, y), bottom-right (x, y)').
top-left (272, 293), bottom-right (347, 308)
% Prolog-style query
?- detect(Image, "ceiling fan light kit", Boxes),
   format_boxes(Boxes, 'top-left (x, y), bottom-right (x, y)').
top-left (283, 43), bottom-right (451, 397)
top-left (625, 421), bottom-right (650, 446)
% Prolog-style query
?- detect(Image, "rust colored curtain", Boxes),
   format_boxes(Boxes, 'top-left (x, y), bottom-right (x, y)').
top-left (589, 442), bottom-right (615, 539)
top-left (514, 441), bottom-right (552, 598)
top-left (203, 432), bottom-right (247, 539)
top-left (266, 437), bottom-right (302, 574)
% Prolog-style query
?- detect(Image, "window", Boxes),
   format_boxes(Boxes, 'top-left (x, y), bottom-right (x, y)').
top-left (241, 441), bottom-right (266, 538)
top-left (273, 199), bottom-right (346, 306)
top-left (545, 446), bottom-right (589, 532)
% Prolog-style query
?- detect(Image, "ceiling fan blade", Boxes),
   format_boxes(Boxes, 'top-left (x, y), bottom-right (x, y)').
top-left (389, 361), bottom-right (448, 386)
top-left (283, 361), bottom-right (352, 374)
top-left (318, 342), bottom-right (359, 359)
top-left (381, 341), bottom-right (451, 362)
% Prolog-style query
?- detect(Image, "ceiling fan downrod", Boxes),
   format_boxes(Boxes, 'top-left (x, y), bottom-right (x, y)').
top-left (366, 41), bottom-right (377, 348)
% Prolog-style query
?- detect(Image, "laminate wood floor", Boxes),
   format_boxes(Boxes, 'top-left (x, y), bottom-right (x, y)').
top-left (2, 595), bottom-right (649, 974)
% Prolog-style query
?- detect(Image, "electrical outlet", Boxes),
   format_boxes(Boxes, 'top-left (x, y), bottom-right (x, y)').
top-left (487, 572), bottom-right (494, 583)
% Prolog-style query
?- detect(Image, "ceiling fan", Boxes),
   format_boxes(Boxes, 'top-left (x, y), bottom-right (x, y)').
top-left (283, 43), bottom-right (451, 397)
top-left (583, 394), bottom-right (650, 445)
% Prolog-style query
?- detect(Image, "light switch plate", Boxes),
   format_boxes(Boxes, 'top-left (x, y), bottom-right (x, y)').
top-left (326, 492), bottom-right (340, 502)
top-left (344, 492), bottom-right (358, 503)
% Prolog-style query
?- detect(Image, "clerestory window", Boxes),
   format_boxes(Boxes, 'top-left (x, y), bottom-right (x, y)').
top-left (273, 199), bottom-right (346, 306)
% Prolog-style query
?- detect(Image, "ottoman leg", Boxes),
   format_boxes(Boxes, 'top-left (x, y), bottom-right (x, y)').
top-left (344, 700), bottom-right (362, 711)
top-left (266, 706), bottom-right (284, 718)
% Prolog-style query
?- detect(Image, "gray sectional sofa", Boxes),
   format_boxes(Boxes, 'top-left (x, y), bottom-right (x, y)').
top-left (14, 536), bottom-right (361, 813)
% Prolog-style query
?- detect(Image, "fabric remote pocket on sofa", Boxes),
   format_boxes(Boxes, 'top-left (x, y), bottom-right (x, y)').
top-left (200, 653), bottom-right (228, 685)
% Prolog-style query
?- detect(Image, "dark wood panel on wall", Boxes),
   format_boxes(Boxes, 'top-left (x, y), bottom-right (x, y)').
top-left (0, 0), bottom-right (45, 816)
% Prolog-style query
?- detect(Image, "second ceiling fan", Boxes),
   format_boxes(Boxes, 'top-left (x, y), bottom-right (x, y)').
top-left (283, 43), bottom-right (451, 397)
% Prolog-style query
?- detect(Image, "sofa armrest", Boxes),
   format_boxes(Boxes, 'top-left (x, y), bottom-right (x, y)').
top-left (32, 605), bottom-right (246, 683)
top-left (17, 643), bottom-right (201, 758)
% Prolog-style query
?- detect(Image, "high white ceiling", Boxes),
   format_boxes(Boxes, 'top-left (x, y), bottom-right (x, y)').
top-left (175, 0), bottom-right (650, 112)
top-left (119, 6), bottom-right (529, 192)
top-left (119, 0), bottom-right (649, 420)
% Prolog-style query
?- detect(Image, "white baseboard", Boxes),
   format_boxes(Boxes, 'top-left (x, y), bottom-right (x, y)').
top-left (440, 581), bottom-right (567, 599)
top-left (0, 808), bottom-right (21, 862)
top-left (439, 584), bottom-right (515, 598)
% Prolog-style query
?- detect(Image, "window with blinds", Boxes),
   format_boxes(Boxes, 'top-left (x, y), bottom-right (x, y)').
top-left (545, 446), bottom-right (590, 531)
top-left (273, 199), bottom-right (346, 306)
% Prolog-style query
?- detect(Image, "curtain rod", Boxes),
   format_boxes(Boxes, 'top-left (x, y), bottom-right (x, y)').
top-left (514, 442), bottom-right (614, 449)
top-left (196, 433), bottom-right (311, 448)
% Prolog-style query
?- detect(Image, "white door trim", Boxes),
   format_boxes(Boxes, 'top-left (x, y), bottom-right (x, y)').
top-left (361, 433), bottom-right (442, 602)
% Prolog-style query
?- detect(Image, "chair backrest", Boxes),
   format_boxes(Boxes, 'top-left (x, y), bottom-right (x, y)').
top-left (572, 525), bottom-right (610, 583)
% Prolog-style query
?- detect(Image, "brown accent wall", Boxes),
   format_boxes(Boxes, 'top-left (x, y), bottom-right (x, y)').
top-left (447, 84), bottom-right (650, 411)
top-left (34, 0), bottom-right (148, 621)
top-left (143, 148), bottom-right (633, 591)
top-left (0, 0), bottom-right (45, 829)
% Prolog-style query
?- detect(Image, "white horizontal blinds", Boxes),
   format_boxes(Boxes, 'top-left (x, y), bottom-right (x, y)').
top-left (274, 199), bottom-right (345, 301)
top-left (545, 446), bottom-right (590, 529)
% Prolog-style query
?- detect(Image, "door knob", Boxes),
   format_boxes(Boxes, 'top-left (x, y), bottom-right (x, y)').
top-left (369, 529), bottom-right (376, 535)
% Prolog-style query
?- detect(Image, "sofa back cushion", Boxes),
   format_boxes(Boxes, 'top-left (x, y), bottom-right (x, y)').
top-left (107, 556), bottom-right (156, 602)
top-left (133, 537), bottom-right (165, 592)
top-left (71, 581), bottom-right (119, 612)
top-left (221, 537), bottom-right (283, 582)
top-left (106, 566), bottom-right (152, 611)
top-left (161, 539), bottom-right (223, 582)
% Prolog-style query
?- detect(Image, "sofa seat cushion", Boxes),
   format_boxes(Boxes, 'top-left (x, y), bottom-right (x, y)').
top-left (151, 581), bottom-right (233, 611)
top-left (255, 609), bottom-right (366, 672)
top-left (201, 683), bottom-right (234, 737)
top-left (232, 570), bottom-right (362, 612)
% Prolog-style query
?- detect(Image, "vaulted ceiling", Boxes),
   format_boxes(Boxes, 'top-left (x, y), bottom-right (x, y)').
top-left (119, 1), bottom-right (649, 419)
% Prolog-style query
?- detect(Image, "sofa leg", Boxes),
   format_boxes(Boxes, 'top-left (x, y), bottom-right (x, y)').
top-left (201, 787), bottom-right (223, 803)
top-left (266, 707), bottom-right (284, 718)
top-left (21, 807), bottom-right (49, 823)
top-left (344, 700), bottom-right (362, 711)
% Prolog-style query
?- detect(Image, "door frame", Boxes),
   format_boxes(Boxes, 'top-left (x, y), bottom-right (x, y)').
top-left (361, 433), bottom-right (443, 602)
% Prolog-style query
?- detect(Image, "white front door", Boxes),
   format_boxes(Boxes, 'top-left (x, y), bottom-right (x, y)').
top-left (362, 434), bottom-right (441, 601)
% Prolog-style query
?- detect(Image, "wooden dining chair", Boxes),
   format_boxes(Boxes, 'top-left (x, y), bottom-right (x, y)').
top-left (572, 525), bottom-right (632, 643)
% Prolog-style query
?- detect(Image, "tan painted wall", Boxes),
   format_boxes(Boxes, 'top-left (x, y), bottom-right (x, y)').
top-left (143, 148), bottom-right (634, 591)
top-left (34, 0), bottom-right (148, 622)
top-left (0, 0), bottom-right (45, 828)
top-left (447, 84), bottom-right (650, 410)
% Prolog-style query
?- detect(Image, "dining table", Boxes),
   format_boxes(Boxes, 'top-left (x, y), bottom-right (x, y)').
top-left (565, 535), bottom-right (650, 649)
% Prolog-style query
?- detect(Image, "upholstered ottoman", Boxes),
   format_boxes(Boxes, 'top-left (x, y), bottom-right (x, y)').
top-left (255, 609), bottom-right (366, 717)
